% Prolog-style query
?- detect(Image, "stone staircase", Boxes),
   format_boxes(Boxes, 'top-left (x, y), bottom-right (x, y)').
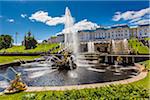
top-left (76, 53), bottom-right (101, 67)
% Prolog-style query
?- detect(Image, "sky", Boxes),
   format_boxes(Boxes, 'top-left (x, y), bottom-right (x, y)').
top-left (0, 0), bottom-right (149, 44)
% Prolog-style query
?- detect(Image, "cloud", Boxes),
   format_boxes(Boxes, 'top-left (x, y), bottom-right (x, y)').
top-left (46, 16), bottom-right (65, 26)
top-left (21, 14), bottom-right (27, 18)
top-left (130, 19), bottom-right (150, 25)
top-left (57, 19), bottom-right (100, 35)
top-left (0, 15), bottom-right (2, 18)
top-left (111, 23), bottom-right (127, 27)
top-left (13, 43), bottom-right (21, 46)
top-left (29, 11), bottom-right (65, 25)
top-left (113, 8), bottom-right (150, 21)
top-left (30, 10), bottom-right (100, 35)
top-left (7, 19), bottom-right (14, 23)
top-left (37, 40), bottom-right (43, 43)
top-left (129, 17), bottom-right (142, 23)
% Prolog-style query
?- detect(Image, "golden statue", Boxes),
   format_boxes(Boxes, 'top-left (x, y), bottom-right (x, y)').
top-left (4, 73), bottom-right (27, 94)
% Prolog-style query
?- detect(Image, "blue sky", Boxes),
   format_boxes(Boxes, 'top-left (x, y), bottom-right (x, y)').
top-left (0, 1), bottom-right (149, 44)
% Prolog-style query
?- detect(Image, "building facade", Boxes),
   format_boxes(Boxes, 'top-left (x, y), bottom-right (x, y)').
top-left (79, 25), bottom-right (131, 42)
top-left (48, 24), bottom-right (149, 53)
top-left (137, 24), bottom-right (150, 38)
top-left (48, 24), bottom-right (150, 43)
top-left (48, 34), bottom-right (64, 43)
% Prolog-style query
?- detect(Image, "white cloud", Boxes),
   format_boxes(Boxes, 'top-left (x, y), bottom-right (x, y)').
top-left (130, 19), bottom-right (150, 25)
top-left (21, 14), bottom-right (27, 18)
top-left (29, 11), bottom-right (65, 25)
top-left (29, 11), bottom-right (50, 22)
top-left (111, 23), bottom-right (127, 27)
top-left (30, 10), bottom-right (100, 36)
top-left (13, 43), bottom-right (21, 46)
top-left (7, 19), bottom-right (14, 23)
top-left (112, 12), bottom-right (121, 21)
top-left (129, 17), bottom-right (142, 23)
top-left (46, 16), bottom-right (65, 26)
top-left (57, 19), bottom-right (100, 35)
top-left (113, 8), bottom-right (150, 21)
top-left (37, 40), bottom-right (43, 43)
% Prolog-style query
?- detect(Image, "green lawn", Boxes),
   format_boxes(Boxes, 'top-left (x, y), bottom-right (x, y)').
top-left (130, 60), bottom-right (150, 89)
top-left (0, 43), bottom-right (59, 53)
top-left (0, 84), bottom-right (149, 100)
top-left (144, 37), bottom-right (150, 41)
top-left (0, 56), bottom-right (40, 64)
top-left (128, 38), bottom-right (149, 54)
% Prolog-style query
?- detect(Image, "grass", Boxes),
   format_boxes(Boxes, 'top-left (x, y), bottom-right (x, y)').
top-left (128, 38), bottom-right (149, 54)
top-left (0, 85), bottom-right (149, 100)
top-left (0, 43), bottom-right (59, 53)
top-left (0, 56), bottom-right (40, 64)
top-left (131, 71), bottom-right (150, 89)
top-left (139, 60), bottom-right (150, 70)
top-left (130, 60), bottom-right (150, 89)
top-left (145, 38), bottom-right (150, 41)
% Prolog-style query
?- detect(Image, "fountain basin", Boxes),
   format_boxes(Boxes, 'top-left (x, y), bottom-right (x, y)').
top-left (0, 62), bottom-right (145, 92)
top-left (25, 64), bottom-right (148, 92)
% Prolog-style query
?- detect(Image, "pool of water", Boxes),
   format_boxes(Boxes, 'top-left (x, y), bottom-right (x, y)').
top-left (0, 64), bottom-right (139, 92)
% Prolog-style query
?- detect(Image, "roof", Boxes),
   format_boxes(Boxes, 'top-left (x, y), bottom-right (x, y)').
top-left (78, 27), bottom-right (109, 33)
top-left (78, 29), bottom-right (96, 33)
top-left (111, 24), bottom-right (129, 29)
top-left (57, 34), bottom-right (64, 36)
top-left (138, 24), bottom-right (150, 27)
top-left (129, 26), bottom-right (138, 28)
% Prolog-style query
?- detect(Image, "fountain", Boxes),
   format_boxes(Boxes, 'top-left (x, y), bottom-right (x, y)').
top-left (0, 7), bottom-right (140, 93)
top-left (111, 40), bottom-right (116, 54)
top-left (111, 39), bottom-right (129, 54)
top-left (42, 7), bottom-right (80, 70)
top-left (64, 7), bottom-right (79, 55)
top-left (88, 41), bottom-right (95, 53)
top-left (123, 39), bottom-right (129, 54)
top-left (64, 7), bottom-right (74, 50)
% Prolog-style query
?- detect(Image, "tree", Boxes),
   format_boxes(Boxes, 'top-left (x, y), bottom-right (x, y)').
top-left (0, 34), bottom-right (13, 50)
top-left (22, 31), bottom-right (37, 50)
top-left (42, 40), bottom-right (47, 44)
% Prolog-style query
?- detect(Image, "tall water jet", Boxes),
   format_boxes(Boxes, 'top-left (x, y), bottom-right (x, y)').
top-left (123, 39), bottom-right (128, 54)
top-left (64, 7), bottom-right (74, 51)
top-left (64, 7), bottom-right (79, 55)
top-left (111, 40), bottom-right (116, 54)
top-left (88, 41), bottom-right (95, 53)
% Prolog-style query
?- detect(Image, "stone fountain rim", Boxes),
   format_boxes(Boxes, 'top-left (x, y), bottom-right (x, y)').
top-left (25, 63), bottom-right (148, 92)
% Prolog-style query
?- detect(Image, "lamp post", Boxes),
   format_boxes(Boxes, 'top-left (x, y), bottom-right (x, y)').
top-left (15, 32), bottom-right (18, 45)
